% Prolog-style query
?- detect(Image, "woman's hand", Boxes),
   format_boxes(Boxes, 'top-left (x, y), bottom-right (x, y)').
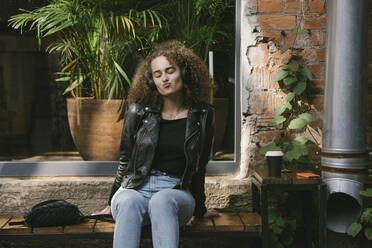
top-left (203, 208), bottom-right (221, 218)
top-left (92, 205), bottom-right (111, 216)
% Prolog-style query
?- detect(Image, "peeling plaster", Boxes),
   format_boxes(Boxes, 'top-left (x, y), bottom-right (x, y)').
top-left (237, 0), bottom-right (261, 178)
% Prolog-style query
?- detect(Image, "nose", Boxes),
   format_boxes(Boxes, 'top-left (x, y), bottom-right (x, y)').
top-left (161, 74), bottom-right (169, 82)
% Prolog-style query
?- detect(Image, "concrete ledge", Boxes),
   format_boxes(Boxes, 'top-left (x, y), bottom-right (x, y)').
top-left (0, 176), bottom-right (252, 215)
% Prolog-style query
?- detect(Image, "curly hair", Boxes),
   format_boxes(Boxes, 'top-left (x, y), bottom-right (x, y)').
top-left (127, 40), bottom-right (214, 108)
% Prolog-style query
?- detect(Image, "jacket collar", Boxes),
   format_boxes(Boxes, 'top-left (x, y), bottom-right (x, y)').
top-left (143, 102), bottom-right (209, 114)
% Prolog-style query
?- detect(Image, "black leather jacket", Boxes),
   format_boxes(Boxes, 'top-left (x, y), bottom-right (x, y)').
top-left (108, 102), bottom-right (214, 217)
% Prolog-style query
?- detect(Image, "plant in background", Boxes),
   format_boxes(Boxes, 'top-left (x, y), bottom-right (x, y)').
top-left (9, 0), bottom-right (163, 99)
top-left (347, 187), bottom-right (372, 240)
top-left (159, 0), bottom-right (234, 63)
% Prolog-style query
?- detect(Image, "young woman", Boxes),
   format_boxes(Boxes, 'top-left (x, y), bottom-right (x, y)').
top-left (94, 40), bottom-right (219, 248)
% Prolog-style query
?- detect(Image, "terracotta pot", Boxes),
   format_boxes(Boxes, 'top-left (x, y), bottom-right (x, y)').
top-left (66, 98), bottom-right (125, 161)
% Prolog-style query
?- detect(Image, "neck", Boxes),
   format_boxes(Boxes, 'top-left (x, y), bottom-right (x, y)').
top-left (162, 95), bottom-right (185, 114)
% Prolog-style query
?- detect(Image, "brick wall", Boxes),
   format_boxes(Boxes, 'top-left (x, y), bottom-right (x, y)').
top-left (244, 0), bottom-right (327, 169)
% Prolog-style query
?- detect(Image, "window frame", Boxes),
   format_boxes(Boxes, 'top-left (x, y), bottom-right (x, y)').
top-left (0, 0), bottom-right (242, 177)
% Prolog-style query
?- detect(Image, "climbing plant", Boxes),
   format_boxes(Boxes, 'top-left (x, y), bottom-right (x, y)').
top-left (258, 2), bottom-right (318, 170)
top-left (259, 58), bottom-right (314, 169)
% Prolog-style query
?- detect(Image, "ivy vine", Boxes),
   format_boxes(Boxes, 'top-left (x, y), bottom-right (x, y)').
top-left (259, 58), bottom-right (314, 167)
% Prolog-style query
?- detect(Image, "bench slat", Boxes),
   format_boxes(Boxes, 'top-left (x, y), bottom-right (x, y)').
top-left (0, 217), bottom-right (31, 234)
top-left (186, 216), bottom-right (214, 231)
top-left (238, 212), bottom-right (261, 232)
top-left (0, 216), bottom-right (11, 230)
top-left (213, 213), bottom-right (244, 231)
top-left (33, 226), bottom-right (63, 234)
top-left (94, 220), bottom-right (115, 233)
top-left (64, 219), bottom-right (96, 233)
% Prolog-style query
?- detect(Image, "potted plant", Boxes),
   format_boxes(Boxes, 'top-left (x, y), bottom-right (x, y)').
top-left (9, 0), bottom-right (163, 160)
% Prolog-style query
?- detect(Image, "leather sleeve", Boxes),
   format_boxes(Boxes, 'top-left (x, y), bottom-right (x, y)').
top-left (191, 106), bottom-right (215, 217)
top-left (108, 103), bottom-right (143, 205)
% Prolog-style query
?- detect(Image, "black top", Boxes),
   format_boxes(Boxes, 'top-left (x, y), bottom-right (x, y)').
top-left (151, 117), bottom-right (187, 177)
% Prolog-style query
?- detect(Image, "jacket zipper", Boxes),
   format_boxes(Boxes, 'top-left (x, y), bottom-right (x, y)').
top-left (181, 128), bottom-right (200, 189)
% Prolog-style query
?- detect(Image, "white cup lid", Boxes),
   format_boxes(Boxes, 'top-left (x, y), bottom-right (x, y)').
top-left (265, 151), bottom-right (283, 156)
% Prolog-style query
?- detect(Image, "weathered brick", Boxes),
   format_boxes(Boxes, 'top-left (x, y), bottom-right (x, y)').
top-left (367, 131), bottom-right (372, 146)
top-left (273, 130), bottom-right (282, 140)
top-left (307, 64), bottom-right (323, 79)
top-left (310, 0), bottom-right (325, 13)
top-left (260, 31), bottom-right (282, 45)
top-left (249, 67), bottom-right (281, 89)
top-left (258, 0), bottom-right (282, 13)
top-left (368, 95), bottom-right (372, 109)
top-left (256, 130), bottom-right (274, 143)
top-left (368, 63), bottom-right (372, 78)
top-left (309, 30), bottom-right (325, 46)
top-left (367, 113), bottom-right (372, 127)
top-left (368, 80), bottom-right (372, 94)
top-left (304, 14), bottom-right (327, 29)
top-left (248, 43), bottom-right (269, 67)
top-left (310, 95), bottom-right (324, 111)
top-left (271, 50), bottom-right (292, 67)
top-left (249, 91), bottom-right (286, 115)
top-left (310, 79), bottom-right (325, 94)
top-left (258, 15), bottom-right (296, 30)
top-left (284, 0), bottom-right (301, 13)
top-left (299, 48), bottom-right (326, 63)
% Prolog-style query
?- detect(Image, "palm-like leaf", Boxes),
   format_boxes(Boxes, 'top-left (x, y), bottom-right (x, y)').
top-left (9, 0), bottom-right (163, 99)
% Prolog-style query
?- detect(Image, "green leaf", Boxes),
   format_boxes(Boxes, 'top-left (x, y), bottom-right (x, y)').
top-left (272, 224), bottom-right (284, 235)
top-left (280, 65), bottom-right (290, 70)
top-left (298, 113), bottom-right (313, 124)
top-left (269, 115), bottom-right (286, 125)
top-left (259, 143), bottom-right (281, 155)
top-left (272, 70), bottom-right (289, 82)
top-left (360, 188), bottom-right (372, 198)
top-left (364, 226), bottom-right (372, 240)
top-left (288, 60), bottom-right (299, 72)
top-left (362, 208), bottom-right (372, 223)
top-left (285, 102), bottom-right (292, 110)
top-left (294, 136), bottom-right (308, 145)
top-left (293, 81), bottom-right (307, 95)
top-left (347, 222), bottom-right (362, 237)
top-left (284, 141), bottom-right (308, 161)
top-left (297, 29), bottom-right (309, 35)
top-left (274, 104), bottom-right (287, 116)
top-left (288, 118), bottom-right (307, 129)
top-left (286, 93), bottom-right (295, 102)
top-left (283, 76), bottom-right (297, 86)
top-left (300, 67), bottom-right (313, 81)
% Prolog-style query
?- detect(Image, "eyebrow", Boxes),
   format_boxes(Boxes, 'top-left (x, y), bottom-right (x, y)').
top-left (152, 66), bottom-right (176, 74)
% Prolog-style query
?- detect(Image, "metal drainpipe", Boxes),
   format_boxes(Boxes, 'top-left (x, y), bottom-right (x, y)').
top-left (322, 0), bottom-right (369, 233)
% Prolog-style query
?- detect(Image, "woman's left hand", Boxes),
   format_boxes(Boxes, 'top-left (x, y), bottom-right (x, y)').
top-left (203, 208), bottom-right (221, 218)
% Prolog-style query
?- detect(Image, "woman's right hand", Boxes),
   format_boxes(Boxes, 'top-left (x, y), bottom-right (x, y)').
top-left (92, 205), bottom-right (111, 216)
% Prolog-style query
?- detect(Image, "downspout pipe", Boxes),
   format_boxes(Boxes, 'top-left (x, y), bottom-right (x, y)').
top-left (322, 0), bottom-right (369, 233)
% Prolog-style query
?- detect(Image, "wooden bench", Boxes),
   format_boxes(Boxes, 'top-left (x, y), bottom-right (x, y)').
top-left (0, 212), bottom-right (261, 241)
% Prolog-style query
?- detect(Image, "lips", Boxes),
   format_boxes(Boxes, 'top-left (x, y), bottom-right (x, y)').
top-left (163, 83), bottom-right (170, 88)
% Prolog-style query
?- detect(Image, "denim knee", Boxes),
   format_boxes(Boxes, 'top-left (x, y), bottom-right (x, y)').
top-left (148, 189), bottom-right (179, 214)
top-left (111, 189), bottom-right (147, 219)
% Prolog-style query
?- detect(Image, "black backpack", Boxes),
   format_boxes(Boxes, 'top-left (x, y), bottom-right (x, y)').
top-left (9, 199), bottom-right (113, 228)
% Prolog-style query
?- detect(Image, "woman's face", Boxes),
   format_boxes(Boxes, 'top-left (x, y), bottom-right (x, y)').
top-left (150, 56), bottom-right (183, 97)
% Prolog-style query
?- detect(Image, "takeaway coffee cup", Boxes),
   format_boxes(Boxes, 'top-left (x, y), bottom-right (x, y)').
top-left (265, 151), bottom-right (284, 177)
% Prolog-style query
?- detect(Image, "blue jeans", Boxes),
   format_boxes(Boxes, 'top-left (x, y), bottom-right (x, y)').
top-left (111, 169), bottom-right (195, 248)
